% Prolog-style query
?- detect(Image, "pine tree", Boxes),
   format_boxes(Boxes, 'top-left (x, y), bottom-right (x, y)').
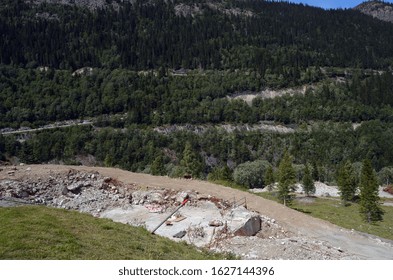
top-left (278, 151), bottom-right (296, 206)
top-left (180, 142), bottom-right (204, 179)
top-left (104, 154), bottom-right (114, 167)
top-left (151, 154), bottom-right (166, 176)
top-left (302, 164), bottom-right (315, 196)
top-left (265, 165), bottom-right (275, 191)
top-left (337, 160), bottom-right (357, 205)
top-left (359, 159), bottom-right (384, 223)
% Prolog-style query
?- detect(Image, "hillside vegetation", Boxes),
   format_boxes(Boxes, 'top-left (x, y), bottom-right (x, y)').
top-left (2, 0), bottom-right (393, 190)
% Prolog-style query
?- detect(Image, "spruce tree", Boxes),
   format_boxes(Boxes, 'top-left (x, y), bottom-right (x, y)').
top-left (180, 142), bottom-right (204, 178)
top-left (302, 164), bottom-right (315, 196)
top-left (337, 160), bottom-right (357, 205)
top-left (151, 154), bottom-right (166, 176)
top-left (104, 154), bottom-right (114, 167)
top-left (359, 159), bottom-right (384, 223)
top-left (278, 151), bottom-right (296, 206)
top-left (265, 165), bottom-right (275, 191)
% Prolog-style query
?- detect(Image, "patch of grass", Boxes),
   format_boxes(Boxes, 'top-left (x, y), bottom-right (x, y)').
top-left (257, 192), bottom-right (393, 241)
top-left (290, 198), bottom-right (393, 240)
top-left (208, 179), bottom-right (249, 192)
top-left (256, 191), bottom-right (281, 203)
top-left (0, 206), bottom-right (235, 260)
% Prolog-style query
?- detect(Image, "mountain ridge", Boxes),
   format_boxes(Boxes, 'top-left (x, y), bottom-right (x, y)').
top-left (354, 0), bottom-right (393, 22)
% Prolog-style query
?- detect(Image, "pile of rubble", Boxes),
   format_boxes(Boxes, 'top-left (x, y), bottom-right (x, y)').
top-left (0, 169), bottom-right (214, 216)
top-left (0, 169), bottom-right (135, 216)
top-left (0, 169), bottom-right (262, 244)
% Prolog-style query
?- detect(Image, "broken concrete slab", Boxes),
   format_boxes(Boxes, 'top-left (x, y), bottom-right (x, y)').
top-left (233, 216), bottom-right (261, 236)
top-left (222, 206), bottom-right (262, 236)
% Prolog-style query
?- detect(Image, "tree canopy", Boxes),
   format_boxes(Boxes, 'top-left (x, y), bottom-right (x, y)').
top-left (278, 151), bottom-right (296, 206)
top-left (359, 159), bottom-right (384, 223)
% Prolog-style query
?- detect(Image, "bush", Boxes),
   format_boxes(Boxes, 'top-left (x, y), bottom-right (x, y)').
top-left (233, 160), bottom-right (271, 188)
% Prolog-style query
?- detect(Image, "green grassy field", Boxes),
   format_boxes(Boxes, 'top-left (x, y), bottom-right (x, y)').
top-left (0, 206), bottom-right (234, 260)
top-left (257, 192), bottom-right (393, 241)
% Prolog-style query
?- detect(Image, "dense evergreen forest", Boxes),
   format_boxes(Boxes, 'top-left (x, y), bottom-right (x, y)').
top-left (3, 0), bottom-right (393, 70)
top-left (2, 0), bottom-right (393, 187)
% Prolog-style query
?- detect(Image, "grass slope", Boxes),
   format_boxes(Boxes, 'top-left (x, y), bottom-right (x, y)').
top-left (258, 192), bottom-right (393, 241)
top-left (0, 206), bottom-right (232, 260)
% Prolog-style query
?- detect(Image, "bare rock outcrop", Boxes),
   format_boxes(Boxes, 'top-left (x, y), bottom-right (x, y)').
top-left (354, 1), bottom-right (393, 23)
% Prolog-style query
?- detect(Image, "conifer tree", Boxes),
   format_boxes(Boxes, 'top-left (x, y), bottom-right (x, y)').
top-left (265, 165), bottom-right (275, 191)
top-left (104, 154), bottom-right (114, 167)
top-left (278, 151), bottom-right (296, 206)
top-left (302, 164), bottom-right (315, 196)
top-left (337, 160), bottom-right (357, 205)
top-left (180, 142), bottom-right (204, 178)
top-left (151, 154), bottom-right (166, 176)
top-left (359, 159), bottom-right (384, 223)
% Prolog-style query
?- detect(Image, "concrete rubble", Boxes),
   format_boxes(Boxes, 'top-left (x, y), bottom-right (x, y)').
top-left (0, 168), bottom-right (355, 259)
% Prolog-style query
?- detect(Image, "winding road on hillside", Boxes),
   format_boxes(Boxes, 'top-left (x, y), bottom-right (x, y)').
top-left (2, 164), bottom-right (393, 259)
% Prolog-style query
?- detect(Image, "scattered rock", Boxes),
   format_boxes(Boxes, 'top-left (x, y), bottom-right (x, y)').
top-left (173, 230), bottom-right (187, 239)
top-left (67, 183), bottom-right (84, 192)
top-left (148, 192), bottom-right (164, 204)
top-left (209, 220), bottom-right (224, 227)
top-left (176, 191), bottom-right (190, 204)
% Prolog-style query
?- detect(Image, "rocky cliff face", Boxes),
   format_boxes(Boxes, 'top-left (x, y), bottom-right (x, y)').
top-left (354, 1), bottom-right (393, 23)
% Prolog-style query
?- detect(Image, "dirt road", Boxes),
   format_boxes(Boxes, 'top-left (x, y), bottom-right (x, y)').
top-left (2, 164), bottom-right (393, 259)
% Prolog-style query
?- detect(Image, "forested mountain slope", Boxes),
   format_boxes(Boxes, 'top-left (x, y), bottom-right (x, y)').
top-left (2, 0), bottom-right (393, 185)
top-left (2, 0), bottom-right (393, 70)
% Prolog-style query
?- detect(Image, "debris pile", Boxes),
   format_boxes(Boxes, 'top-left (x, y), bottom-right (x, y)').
top-left (0, 169), bottom-right (261, 240)
top-left (0, 169), bottom-right (135, 216)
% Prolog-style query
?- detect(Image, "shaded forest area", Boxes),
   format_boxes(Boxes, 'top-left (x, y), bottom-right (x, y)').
top-left (2, 119), bottom-right (393, 185)
top-left (2, 0), bottom-right (393, 70)
top-left (2, 66), bottom-right (393, 128)
top-left (2, 0), bottom-right (393, 187)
